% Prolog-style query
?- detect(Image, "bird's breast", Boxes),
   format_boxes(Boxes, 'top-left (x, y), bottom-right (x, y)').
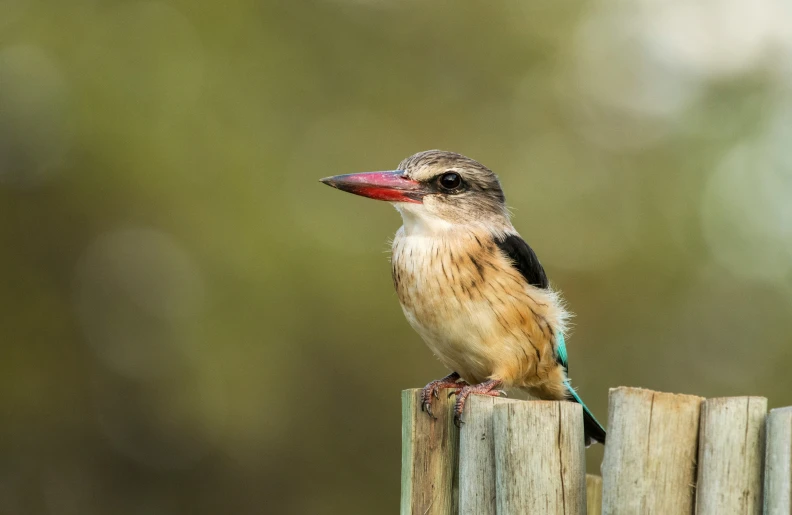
top-left (391, 228), bottom-right (566, 386)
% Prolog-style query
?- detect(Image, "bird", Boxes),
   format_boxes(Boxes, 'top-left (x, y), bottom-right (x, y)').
top-left (320, 150), bottom-right (606, 445)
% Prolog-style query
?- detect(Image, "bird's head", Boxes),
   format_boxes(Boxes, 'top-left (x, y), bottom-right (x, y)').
top-left (321, 150), bottom-right (510, 234)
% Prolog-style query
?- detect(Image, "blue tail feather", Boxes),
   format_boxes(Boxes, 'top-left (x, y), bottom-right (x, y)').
top-left (557, 333), bottom-right (606, 445)
top-left (564, 380), bottom-right (607, 445)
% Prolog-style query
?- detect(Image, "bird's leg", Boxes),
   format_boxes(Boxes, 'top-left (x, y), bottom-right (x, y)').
top-left (449, 379), bottom-right (505, 427)
top-left (420, 372), bottom-right (468, 418)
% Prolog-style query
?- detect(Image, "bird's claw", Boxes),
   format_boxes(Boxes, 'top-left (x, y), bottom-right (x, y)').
top-left (420, 387), bottom-right (439, 419)
top-left (424, 399), bottom-right (435, 418)
top-left (420, 395), bottom-right (435, 418)
top-left (450, 380), bottom-right (505, 427)
top-left (420, 373), bottom-right (467, 420)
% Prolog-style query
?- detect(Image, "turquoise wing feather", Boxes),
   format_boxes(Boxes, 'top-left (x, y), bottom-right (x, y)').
top-left (556, 331), bottom-right (568, 373)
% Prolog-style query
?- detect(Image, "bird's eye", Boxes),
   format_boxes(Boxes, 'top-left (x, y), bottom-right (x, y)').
top-left (438, 172), bottom-right (462, 191)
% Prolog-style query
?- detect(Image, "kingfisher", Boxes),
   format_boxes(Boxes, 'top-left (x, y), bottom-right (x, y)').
top-left (321, 150), bottom-right (606, 445)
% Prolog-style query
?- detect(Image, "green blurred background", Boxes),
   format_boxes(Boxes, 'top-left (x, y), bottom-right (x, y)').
top-left (2, 0), bottom-right (792, 513)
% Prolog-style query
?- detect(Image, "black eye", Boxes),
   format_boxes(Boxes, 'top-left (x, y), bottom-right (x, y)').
top-left (438, 172), bottom-right (462, 191)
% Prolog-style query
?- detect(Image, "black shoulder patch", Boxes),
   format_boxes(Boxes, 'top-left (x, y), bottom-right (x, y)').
top-left (494, 234), bottom-right (549, 289)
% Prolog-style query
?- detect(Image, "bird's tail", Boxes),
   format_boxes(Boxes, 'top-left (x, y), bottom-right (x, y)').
top-left (564, 381), bottom-right (606, 446)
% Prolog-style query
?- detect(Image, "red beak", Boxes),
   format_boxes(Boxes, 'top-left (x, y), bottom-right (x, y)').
top-left (320, 171), bottom-right (427, 204)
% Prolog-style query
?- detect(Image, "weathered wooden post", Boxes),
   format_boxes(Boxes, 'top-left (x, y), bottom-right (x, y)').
top-left (586, 475), bottom-right (602, 515)
top-left (400, 387), bottom-right (789, 514)
top-left (401, 389), bottom-right (459, 515)
top-left (493, 401), bottom-right (587, 514)
top-left (457, 395), bottom-right (516, 515)
top-left (601, 387), bottom-right (703, 514)
top-left (695, 397), bottom-right (767, 515)
top-left (764, 406), bottom-right (792, 514)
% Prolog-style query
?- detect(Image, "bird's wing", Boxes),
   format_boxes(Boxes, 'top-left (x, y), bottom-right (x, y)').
top-left (493, 234), bottom-right (549, 289)
top-left (495, 233), bottom-right (565, 369)
top-left (495, 234), bottom-right (604, 443)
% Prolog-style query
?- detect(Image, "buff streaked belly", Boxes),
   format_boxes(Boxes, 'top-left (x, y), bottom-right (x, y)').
top-left (391, 227), bottom-right (570, 398)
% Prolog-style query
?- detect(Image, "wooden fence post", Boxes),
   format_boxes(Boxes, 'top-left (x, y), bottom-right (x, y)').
top-left (493, 401), bottom-right (586, 515)
top-left (401, 387), bottom-right (780, 515)
top-left (401, 389), bottom-right (459, 515)
top-left (601, 387), bottom-right (703, 514)
top-left (764, 406), bottom-right (792, 514)
top-left (695, 397), bottom-right (767, 515)
top-left (458, 395), bottom-right (516, 515)
top-left (586, 475), bottom-right (602, 515)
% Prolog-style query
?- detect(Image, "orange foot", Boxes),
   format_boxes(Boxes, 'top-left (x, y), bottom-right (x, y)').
top-left (420, 372), bottom-right (468, 418)
top-left (449, 379), bottom-right (505, 427)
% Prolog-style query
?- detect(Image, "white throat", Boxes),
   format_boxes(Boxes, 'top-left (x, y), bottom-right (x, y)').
top-left (393, 203), bottom-right (455, 237)
top-left (393, 202), bottom-right (514, 238)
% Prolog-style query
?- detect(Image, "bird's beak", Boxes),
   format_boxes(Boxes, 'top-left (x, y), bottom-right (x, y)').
top-left (320, 171), bottom-right (426, 204)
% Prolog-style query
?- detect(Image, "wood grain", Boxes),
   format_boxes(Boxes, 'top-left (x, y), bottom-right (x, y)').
top-left (586, 474), bottom-right (602, 515)
top-left (493, 400), bottom-right (586, 515)
top-left (695, 396), bottom-right (767, 515)
top-left (764, 406), bottom-right (792, 515)
top-left (400, 388), bottom-right (459, 515)
top-left (458, 395), bottom-right (517, 515)
top-left (601, 387), bottom-right (703, 514)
